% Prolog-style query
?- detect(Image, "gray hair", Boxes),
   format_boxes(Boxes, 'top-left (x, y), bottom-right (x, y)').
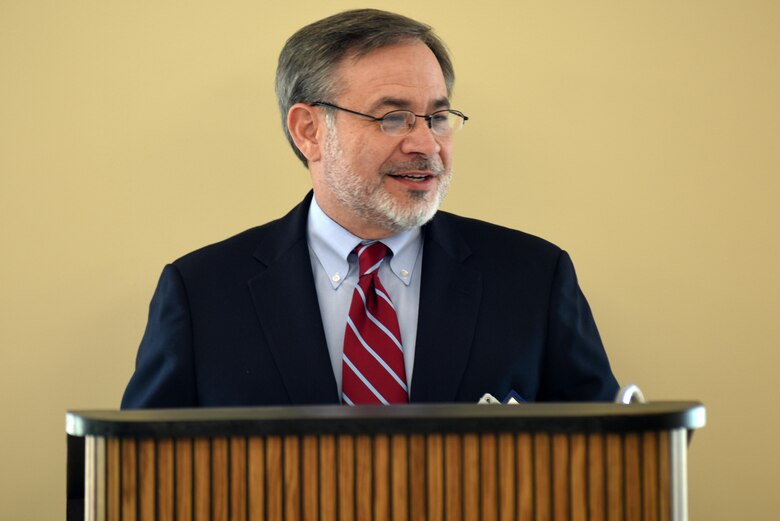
top-left (275, 9), bottom-right (455, 166)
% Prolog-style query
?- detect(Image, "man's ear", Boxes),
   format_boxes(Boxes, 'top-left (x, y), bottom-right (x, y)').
top-left (287, 103), bottom-right (323, 163)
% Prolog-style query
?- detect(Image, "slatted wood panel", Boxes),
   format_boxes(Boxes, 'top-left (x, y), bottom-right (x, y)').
top-left (85, 431), bottom-right (673, 521)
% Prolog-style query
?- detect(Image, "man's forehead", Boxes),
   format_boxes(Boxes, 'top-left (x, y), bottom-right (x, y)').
top-left (335, 42), bottom-right (448, 105)
top-left (366, 96), bottom-right (450, 113)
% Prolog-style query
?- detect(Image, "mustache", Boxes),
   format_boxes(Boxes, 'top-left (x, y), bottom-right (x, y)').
top-left (380, 157), bottom-right (446, 177)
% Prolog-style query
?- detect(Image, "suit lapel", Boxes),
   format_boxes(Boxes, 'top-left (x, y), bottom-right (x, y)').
top-left (410, 214), bottom-right (482, 402)
top-left (248, 193), bottom-right (340, 404)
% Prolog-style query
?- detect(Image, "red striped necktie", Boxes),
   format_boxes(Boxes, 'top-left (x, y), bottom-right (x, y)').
top-left (342, 242), bottom-right (408, 405)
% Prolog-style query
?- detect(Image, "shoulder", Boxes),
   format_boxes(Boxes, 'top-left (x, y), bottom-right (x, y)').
top-left (429, 210), bottom-right (563, 260)
top-left (171, 221), bottom-right (277, 272)
top-left (172, 194), bottom-right (311, 274)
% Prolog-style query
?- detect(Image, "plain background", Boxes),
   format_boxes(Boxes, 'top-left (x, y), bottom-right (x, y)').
top-left (1, 1), bottom-right (778, 518)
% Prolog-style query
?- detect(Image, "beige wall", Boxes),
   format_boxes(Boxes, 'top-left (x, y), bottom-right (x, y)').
top-left (2, 1), bottom-right (778, 518)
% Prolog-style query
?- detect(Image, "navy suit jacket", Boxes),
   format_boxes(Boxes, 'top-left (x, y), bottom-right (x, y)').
top-left (121, 192), bottom-right (618, 408)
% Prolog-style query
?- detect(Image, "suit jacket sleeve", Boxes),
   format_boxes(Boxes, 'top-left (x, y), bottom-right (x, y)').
top-left (538, 251), bottom-right (618, 401)
top-left (121, 264), bottom-right (198, 408)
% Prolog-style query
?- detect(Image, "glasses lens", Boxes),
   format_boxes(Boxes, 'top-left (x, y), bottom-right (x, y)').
top-left (431, 111), bottom-right (465, 135)
top-left (380, 111), bottom-right (415, 135)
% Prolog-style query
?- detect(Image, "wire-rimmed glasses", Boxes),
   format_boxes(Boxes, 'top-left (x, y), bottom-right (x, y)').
top-left (310, 101), bottom-right (468, 136)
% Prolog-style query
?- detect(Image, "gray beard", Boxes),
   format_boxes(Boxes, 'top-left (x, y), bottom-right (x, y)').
top-left (322, 133), bottom-right (451, 233)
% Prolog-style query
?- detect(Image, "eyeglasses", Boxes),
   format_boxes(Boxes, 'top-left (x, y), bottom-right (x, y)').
top-left (310, 101), bottom-right (469, 137)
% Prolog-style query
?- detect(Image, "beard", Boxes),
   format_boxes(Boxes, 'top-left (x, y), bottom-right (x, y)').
top-left (321, 129), bottom-right (451, 234)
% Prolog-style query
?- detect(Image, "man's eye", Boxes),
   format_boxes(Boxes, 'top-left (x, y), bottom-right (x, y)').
top-left (383, 114), bottom-right (408, 126)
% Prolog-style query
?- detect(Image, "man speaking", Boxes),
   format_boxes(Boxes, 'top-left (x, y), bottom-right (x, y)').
top-left (121, 9), bottom-right (618, 408)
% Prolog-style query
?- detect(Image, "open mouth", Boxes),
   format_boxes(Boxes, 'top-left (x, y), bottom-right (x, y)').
top-left (391, 173), bottom-right (432, 182)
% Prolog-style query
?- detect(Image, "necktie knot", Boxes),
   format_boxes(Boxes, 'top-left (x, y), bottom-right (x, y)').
top-left (356, 242), bottom-right (390, 278)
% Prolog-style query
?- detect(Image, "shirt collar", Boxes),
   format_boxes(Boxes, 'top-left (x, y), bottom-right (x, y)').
top-left (307, 195), bottom-right (423, 289)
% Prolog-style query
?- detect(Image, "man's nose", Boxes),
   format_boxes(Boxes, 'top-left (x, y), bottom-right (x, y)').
top-left (399, 118), bottom-right (441, 156)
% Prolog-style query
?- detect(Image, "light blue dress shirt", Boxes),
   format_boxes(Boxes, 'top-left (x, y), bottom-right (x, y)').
top-left (306, 196), bottom-right (423, 398)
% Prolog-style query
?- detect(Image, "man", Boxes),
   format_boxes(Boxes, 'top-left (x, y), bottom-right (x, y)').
top-left (121, 9), bottom-right (618, 408)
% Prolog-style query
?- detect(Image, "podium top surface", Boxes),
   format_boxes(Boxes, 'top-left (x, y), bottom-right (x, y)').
top-left (67, 402), bottom-right (705, 438)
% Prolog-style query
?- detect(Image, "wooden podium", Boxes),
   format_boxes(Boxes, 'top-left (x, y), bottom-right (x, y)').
top-left (66, 402), bottom-right (704, 521)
